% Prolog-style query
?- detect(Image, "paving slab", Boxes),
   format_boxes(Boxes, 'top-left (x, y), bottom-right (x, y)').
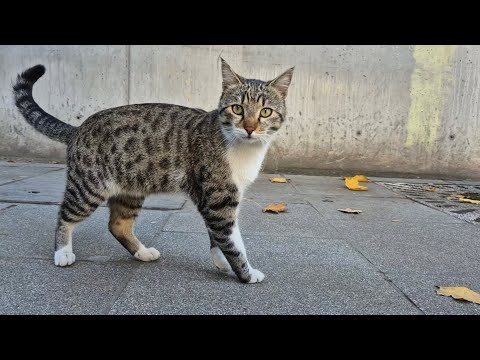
top-left (389, 273), bottom-right (480, 315)
top-left (283, 174), bottom-right (406, 198)
top-left (309, 196), bottom-right (464, 223)
top-left (0, 257), bottom-right (135, 315)
top-left (110, 232), bottom-right (420, 315)
top-left (163, 202), bottom-right (342, 239)
top-left (0, 168), bottom-right (186, 210)
top-left (0, 203), bottom-right (170, 262)
top-left (329, 221), bottom-right (480, 275)
top-left (0, 164), bottom-right (63, 185)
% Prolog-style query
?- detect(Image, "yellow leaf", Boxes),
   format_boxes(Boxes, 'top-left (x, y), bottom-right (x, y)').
top-left (343, 175), bottom-right (370, 182)
top-left (345, 177), bottom-right (368, 191)
top-left (352, 175), bottom-right (370, 183)
top-left (459, 198), bottom-right (480, 205)
top-left (262, 203), bottom-right (287, 213)
top-left (337, 208), bottom-right (362, 214)
top-left (270, 177), bottom-right (289, 183)
top-left (447, 194), bottom-right (463, 201)
top-left (426, 187), bottom-right (437, 192)
top-left (436, 286), bottom-right (480, 304)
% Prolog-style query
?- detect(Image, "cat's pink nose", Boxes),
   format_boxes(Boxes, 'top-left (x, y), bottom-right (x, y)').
top-left (244, 127), bottom-right (254, 135)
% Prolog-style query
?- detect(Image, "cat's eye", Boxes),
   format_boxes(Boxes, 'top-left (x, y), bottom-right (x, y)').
top-left (231, 105), bottom-right (244, 115)
top-left (260, 108), bottom-right (273, 118)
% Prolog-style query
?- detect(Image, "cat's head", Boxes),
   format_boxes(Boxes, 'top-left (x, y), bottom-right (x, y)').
top-left (218, 58), bottom-right (293, 144)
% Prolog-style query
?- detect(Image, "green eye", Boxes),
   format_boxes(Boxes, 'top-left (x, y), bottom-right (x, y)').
top-left (231, 105), bottom-right (244, 115)
top-left (260, 108), bottom-right (273, 118)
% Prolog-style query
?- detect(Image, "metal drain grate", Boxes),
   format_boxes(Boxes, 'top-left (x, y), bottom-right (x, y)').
top-left (379, 182), bottom-right (480, 225)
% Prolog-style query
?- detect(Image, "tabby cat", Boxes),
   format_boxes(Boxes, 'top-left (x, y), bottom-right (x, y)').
top-left (13, 58), bottom-right (294, 283)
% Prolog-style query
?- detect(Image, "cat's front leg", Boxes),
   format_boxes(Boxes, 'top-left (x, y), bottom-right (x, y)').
top-left (202, 207), bottom-right (264, 284)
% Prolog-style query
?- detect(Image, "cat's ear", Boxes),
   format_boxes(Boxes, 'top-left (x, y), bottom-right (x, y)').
top-left (267, 67), bottom-right (294, 98)
top-left (221, 58), bottom-right (245, 91)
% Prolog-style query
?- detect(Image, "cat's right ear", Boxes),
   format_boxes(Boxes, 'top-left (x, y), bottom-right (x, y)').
top-left (221, 58), bottom-right (245, 91)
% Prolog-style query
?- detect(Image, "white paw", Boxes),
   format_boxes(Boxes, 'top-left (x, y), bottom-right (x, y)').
top-left (248, 268), bottom-right (265, 283)
top-left (134, 246), bottom-right (160, 262)
top-left (211, 247), bottom-right (232, 272)
top-left (54, 250), bottom-right (76, 267)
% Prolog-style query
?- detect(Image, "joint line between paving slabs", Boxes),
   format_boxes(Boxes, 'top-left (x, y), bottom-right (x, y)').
top-left (347, 241), bottom-right (425, 314)
top-left (306, 198), bottom-right (425, 314)
top-left (101, 263), bottom-right (141, 315)
top-left (349, 247), bottom-right (425, 314)
top-left (0, 167), bottom-right (65, 188)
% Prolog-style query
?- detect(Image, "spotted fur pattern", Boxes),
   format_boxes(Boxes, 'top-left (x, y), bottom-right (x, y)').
top-left (13, 59), bottom-right (294, 284)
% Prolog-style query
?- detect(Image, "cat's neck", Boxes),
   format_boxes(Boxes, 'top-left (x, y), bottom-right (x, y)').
top-left (227, 139), bottom-right (271, 194)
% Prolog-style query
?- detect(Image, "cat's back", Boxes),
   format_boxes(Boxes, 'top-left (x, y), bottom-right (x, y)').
top-left (80, 103), bottom-right (207, 132)
top-left (68, 102), bottom-right (218, 165)
top-left (69, 102), bottom-right (211, 150)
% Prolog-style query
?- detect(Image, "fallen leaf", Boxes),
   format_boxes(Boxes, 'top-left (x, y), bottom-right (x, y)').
top-left (391, 219), bottom-right (400, 222)
top-left (270, 177), bottom-right (289, 183)
top-left (262, 203), bottom-right (287, 213)
top-left (6, 160), bottom-right (16, 163)
top-left (459, 198), bottom-right (480, 205)
top-left (337, 208), bottom-right (362, 214)
top-left (343, 175), bottom-right (370, 182)
top-left (345, 177), bottom-right (368, 191)
top-left (426, 187), bottom-right (437, 192)
top-left (352, 175), bottom-right (370, 183)
top-left (436, 286), bottom-right (480, 304)
top-left (447, 194), bottom-right (463, 201)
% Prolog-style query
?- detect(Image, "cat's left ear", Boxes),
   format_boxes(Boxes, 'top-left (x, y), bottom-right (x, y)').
top-left (267, 67), bottom-right (294, 98)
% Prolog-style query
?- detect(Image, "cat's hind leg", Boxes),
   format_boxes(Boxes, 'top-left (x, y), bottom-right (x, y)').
top-left (55, 170), bottom-right (104, 266)
top-left (108, 195), bottom-right (160, 262)
top-left (209, 231), bottom-right (232, 272)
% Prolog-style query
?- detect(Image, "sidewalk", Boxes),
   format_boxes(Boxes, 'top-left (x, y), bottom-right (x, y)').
top-left (0, 160), bottom-right (479, 315)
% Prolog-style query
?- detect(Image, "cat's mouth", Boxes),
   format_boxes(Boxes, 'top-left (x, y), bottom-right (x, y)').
top-left (225, 128), bottom-right (267, 144)
top-left (240, 133), bottom-right (266, 144)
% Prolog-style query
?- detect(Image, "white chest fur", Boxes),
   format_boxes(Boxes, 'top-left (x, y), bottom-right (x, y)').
top-left (227, 142), bottom-right (269, 193)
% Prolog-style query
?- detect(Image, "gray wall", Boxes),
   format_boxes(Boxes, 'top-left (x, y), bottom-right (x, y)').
top-left (1, 45), bottom-right (479, 178)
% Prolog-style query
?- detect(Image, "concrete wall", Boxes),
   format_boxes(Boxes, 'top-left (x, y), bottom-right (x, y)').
top-left (1, 45), bottom-right (479, 179)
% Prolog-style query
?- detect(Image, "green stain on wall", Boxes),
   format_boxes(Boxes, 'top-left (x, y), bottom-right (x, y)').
top-left (406, 45), bottom-right (456, 150)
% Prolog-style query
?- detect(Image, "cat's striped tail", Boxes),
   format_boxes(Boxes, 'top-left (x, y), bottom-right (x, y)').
top-left (13, 65), bottom-right (76, 144)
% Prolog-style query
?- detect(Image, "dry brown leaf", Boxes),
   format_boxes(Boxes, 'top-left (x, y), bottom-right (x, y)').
top-left (426, 187), bottom-right (437, 192)
top-left (436, 286), bottom-right (480, 304)
top-left (345, 177), bottom-right (368, 191)
top-left (262, 203), bottom-right (287, 214)
top-left (459, 198), bottom-right (480, 205)
top-left (337, 208), bottom-right (362, 214)
top-left (6, 160), bottom-right (16, 163)
top-left (269, 177), bottom-right (289, 183)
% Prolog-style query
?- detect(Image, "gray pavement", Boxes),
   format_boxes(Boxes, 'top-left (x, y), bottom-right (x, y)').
top-left (0, 161), bottom-right (479, 314)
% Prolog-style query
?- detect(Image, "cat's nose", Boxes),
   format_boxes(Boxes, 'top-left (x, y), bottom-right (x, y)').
top-left (244, 127), bottom-right (255, 135)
